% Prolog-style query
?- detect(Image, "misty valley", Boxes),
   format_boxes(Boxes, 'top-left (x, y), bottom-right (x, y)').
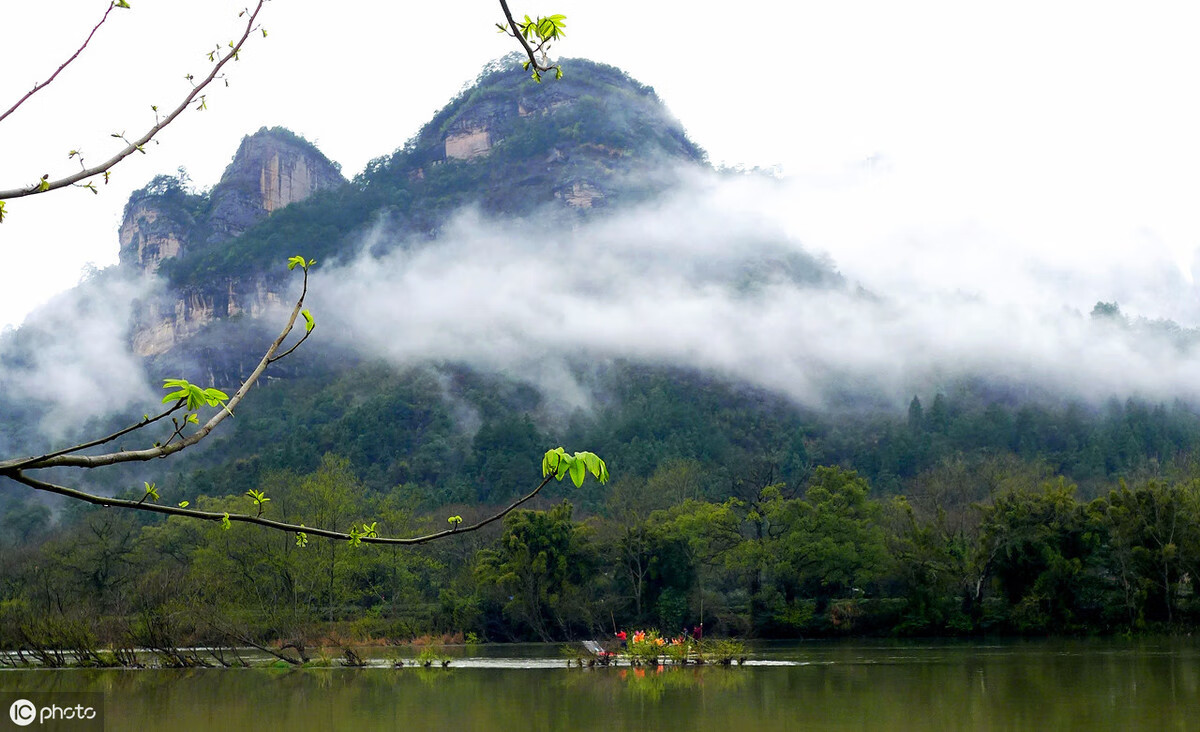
top-left (4, 56), bottom-right (1200, 730)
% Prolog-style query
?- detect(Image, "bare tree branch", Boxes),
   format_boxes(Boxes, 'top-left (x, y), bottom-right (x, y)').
top-left (267, 325), bottom-right (313, 364)
top-left (0, 1), bottom-right (121, 126)
top-left (1, 401), bottom-right (186, 472)
top-left (0, 0), bottom-right (267, 201)
top-left (5, 470), bottom-right (556, 546)
top-left (0, 2), bottom-right (585, 552)
top-left (0, 262), bottom-right (306, 472)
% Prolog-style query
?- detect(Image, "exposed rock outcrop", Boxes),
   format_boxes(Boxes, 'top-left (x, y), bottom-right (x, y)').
top-left (121, 127), bottom-right (344, 355)
top-left (559, 181), bottom-right (603, 209)
top-left (206, 127), bottom-right (344, 243)
top-left (119, 200), bottom-right (190, 275)
top-left (445, 128), bottom-right (492, 160)
top-left (121, 59), bottom-right (705, 360)
top-left (131, 276), bottom-right (285, 357)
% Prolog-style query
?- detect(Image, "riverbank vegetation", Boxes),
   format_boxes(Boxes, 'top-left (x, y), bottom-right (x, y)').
top-left (4, 432), bottom-right (1200, 654)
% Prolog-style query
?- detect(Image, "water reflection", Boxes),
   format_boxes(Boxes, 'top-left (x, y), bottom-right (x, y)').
top-left (1, 639), bottom-right (1198, 731)
top-left (558, 664), bottom-right (748, 702)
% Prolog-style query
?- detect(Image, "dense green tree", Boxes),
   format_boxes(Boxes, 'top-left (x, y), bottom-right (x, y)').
top-left (476, 501), bottom-right (597, 640)
top-left (767, 467), bottom-right (888, 601)
top-left (884, 496), bottom-right (972, 633)
top-left (974, 478), bottom-right (1099, 631)
top-left (1090, 480), bottom-right (1200, 625)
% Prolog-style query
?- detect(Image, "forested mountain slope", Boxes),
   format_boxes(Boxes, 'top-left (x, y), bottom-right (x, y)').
top-left (5, 57), bottom-right (1200, 512)
top-left (5, 58), bottom-right (1200, 643)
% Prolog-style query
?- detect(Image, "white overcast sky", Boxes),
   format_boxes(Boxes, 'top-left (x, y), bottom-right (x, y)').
top-left (2, 0), bottom-right (1199, 331)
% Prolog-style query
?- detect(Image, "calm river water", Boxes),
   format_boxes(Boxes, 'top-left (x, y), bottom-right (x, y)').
top-left (2, 639), bottom-right (1198, 730)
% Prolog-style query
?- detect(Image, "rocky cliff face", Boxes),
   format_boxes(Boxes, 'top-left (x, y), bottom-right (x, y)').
top-left (122, 60), bottom-right (704, 360)
top-left (130, 278), bottom-right (285, 357)
top-left (205, 128), bottom-right (344, 243)
top-left (122, 127), bottom-right (343, 356)
top-left (119, 201), bottom-right (189, 275)
top-left (118, 177), bottom-right (201, 276)
top-left (445, 128), bottom-right (492, 160)
top-left (396, 57), bottom-right (704, 217)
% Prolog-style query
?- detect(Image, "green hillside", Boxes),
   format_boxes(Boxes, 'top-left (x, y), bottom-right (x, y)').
top-left (161, 56), bottom-right (705, 288)
top-left (5, 56), bottom-right (1200, 649)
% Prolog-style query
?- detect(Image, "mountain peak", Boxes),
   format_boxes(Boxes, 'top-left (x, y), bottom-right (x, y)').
top-left (118, 127), bottom-right (344, 277)
top-left (360, 56), bottom-right (705, 212)
top-left (207, 126), bottom-right (345, 242)
top-left (121, 59), bottom-right (706, 359)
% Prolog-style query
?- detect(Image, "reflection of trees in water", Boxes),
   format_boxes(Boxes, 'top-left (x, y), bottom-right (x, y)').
top-left (3, 650), bottom-right (1200, 731)
top-left (410, 666), bottom-right (459, 686)
top-left (563, 665), bottom-right (748, 702)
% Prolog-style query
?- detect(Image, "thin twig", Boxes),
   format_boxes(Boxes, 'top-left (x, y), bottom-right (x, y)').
top-left (6, 471), bottom-right (555, 546)
top-left (0, 401), bottom-right (186, 472)
top-left (0, 0), bottom-right (266, 200)
top-left (0, 1), bottom-right (120, 125)
top-left (3, 262), bottom-right (305, 471)
top-left (266, 273), bottom-right (311, 364)
top-left (267, 328), bottom-right (312, 364)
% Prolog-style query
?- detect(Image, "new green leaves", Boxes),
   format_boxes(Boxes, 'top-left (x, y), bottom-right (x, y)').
top-left (518, 13), bottom-right (566, 43)
top-left (246, 489), bottom-right (270, 515)
top-left (162, 378), bottom-right (229, 412)
top-left (499, 11), bottom-right (566, 83)
top-left (347, 522), bottom-right (378, 547)
top-left (542, 448), bottom-right (609, 488)
top-left (287, 258), bottom-right (317, 333)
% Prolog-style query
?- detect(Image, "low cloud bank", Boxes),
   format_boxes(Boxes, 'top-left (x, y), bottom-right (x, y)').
top-left (4, 161), bottom-right (1198, 448)
top-left (0, 270), bottom-right (158, 439)
top-left (313, 167), bottom-right (1200, 411)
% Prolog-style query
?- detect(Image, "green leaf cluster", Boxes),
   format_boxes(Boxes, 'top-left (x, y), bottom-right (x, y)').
top-left (162, 378), bottom-right (229, 412)
top-left (246, 489), bottom-right (270, 514)
top-left (542, 448), bottom-right (609, 488)
top-left (347, 522), bottom-right (378, 547)
top-left (517, 13), bottom-right (566, 43)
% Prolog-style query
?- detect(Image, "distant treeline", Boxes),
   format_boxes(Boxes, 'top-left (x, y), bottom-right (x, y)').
top-left (3, 447), bottom-right (1200, 648)
top-left (89, 361), bottom-right (1200, 515)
